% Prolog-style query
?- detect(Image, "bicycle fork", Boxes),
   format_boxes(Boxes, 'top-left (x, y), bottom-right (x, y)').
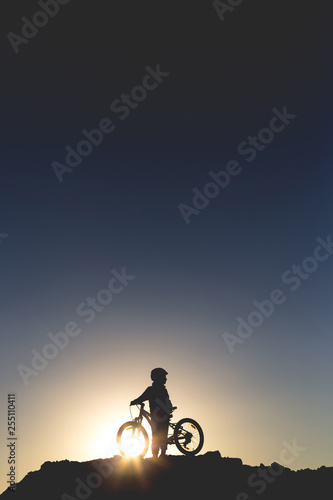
top-left (131, 418), bottom-right (142, 437)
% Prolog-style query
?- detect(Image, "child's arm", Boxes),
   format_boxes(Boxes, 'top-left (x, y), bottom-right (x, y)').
top-left (130, 387), bottom-right (151, 405)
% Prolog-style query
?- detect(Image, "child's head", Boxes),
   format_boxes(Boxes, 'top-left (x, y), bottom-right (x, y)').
top-left (151, 367), bottom-right (167, 384)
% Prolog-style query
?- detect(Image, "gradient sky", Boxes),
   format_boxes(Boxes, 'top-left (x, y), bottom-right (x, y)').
top-left (1, 0), bottom-right (333, 493)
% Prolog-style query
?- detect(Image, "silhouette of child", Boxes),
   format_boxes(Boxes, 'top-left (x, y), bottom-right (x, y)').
top-left (130, 367), bottom-right (173, 458)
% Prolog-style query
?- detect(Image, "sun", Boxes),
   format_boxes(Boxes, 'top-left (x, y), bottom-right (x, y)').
top-left (86, 422), bottom-right (121, 459)
top-left (88, 421), bottom-right (152, 460)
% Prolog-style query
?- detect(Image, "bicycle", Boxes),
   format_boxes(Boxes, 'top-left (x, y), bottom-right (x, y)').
top-left (116, 403), bottom-right (204, 458)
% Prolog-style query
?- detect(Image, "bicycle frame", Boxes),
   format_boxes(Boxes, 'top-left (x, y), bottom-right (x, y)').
top-left (132, 403), bottom-right (177, 445)
top-left (134, 403), bottom-right (153, 428)
top-left (118, 403), bottom-right (204, 457)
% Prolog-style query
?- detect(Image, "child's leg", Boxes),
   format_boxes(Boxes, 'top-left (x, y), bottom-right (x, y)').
top-left (157, 421), bottom-right (169, 456)
top-left (151, 421), bottom-right (159, 458)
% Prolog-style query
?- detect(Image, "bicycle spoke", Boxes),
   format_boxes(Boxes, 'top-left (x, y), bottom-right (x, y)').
top-left (177, 422), bottom-right (201, 451)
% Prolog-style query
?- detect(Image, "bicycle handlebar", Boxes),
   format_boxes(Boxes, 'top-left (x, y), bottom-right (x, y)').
top-left (130, 402), bottom-right (178, 412)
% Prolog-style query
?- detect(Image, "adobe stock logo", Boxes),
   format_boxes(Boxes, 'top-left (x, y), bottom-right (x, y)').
top-left (223, 234), bottom-right (333, 353)
top-left (236, 438), bottom-right (307, 499)
top-left (51, 64), bottom-right (170, 183)
top-left (7, 0), bottom-right (71, 54)
top-left (17, 267), bottom-right (135, 385)
top-left (61, 460), bottom-right (114, 500)
top-left (212, 0), bottom-right (245, 23)
top-left (178, 106), bottom-right (297, 225)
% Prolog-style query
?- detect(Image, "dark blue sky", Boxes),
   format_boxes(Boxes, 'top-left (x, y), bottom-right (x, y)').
top-left (1, 0), bottom-right (333, 490)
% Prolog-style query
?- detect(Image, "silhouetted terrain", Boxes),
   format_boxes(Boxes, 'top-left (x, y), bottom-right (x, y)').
top-left (1, 452), bottom-right (331, 499)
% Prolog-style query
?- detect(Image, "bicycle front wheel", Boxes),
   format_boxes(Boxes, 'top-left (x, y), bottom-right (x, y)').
top-left (116, 421), bottom-right (149, 458)
top-left (174, 418), bottom-right (204, 455)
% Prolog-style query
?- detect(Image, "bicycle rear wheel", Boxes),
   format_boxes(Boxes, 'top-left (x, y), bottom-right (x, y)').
top-left (116, 421), bottom-right (149, 458)
top-left (174, 418), bottom-right (204, 455)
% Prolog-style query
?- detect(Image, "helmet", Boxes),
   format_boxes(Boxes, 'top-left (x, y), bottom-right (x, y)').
top-left (151, 367), bottom-right (168, 381)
